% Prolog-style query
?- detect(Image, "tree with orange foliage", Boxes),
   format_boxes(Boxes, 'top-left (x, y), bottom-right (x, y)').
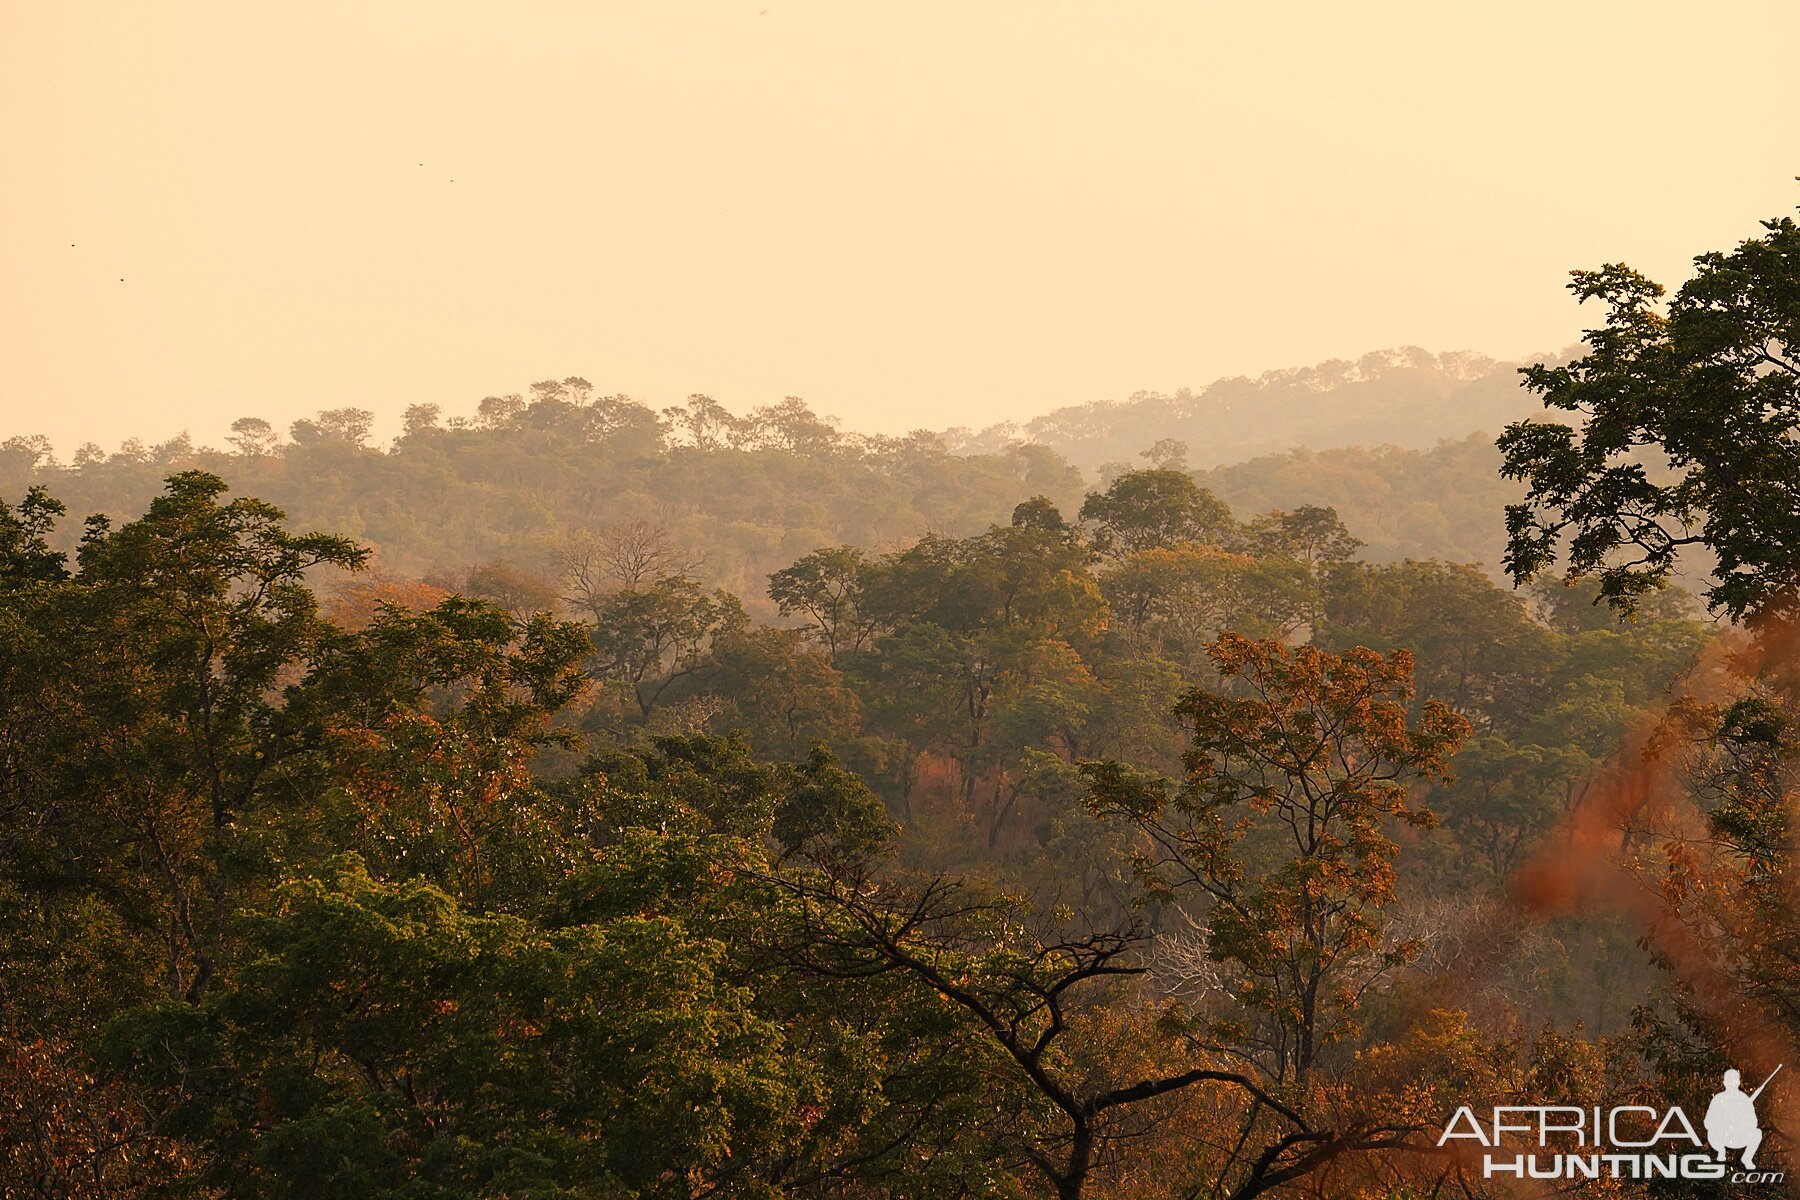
top-left (1092, 634), bottom-right (1467, 1093)
top-left (1086, 634), bottom-right (1467, 1194)
top-left (0, 1028), bottom-right (208, 1199)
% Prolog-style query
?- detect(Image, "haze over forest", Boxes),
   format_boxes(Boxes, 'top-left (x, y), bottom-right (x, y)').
top-left (1, 345), bottom-right (1549, 608)
top-left (6, 4), bottom-right (1797, 454)
top-left (6, 4), bottom-right (1800, 1199)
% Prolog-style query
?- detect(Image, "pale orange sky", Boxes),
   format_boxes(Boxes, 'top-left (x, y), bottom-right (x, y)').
top-left (2, 1), bottom-right (1796, 456)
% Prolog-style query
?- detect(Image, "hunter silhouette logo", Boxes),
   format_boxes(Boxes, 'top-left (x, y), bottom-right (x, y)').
top-left (1438, 1063), bottom-right (1786, 1184)
top-left (1707, 1065), bottom-right (1779, 1170)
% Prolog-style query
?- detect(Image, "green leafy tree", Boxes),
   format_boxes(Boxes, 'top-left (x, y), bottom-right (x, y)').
top-left (111, 857), bottom-right (814, 1200)
top-left (1499, 211), bottom-right (1800, 621)
top-left (1322, 559), bottom-right (1555, 734)
top-left (1078, 468), bottom-right (1235, 559)
top-left (703, 625), bottom-right (862, 759)
top-left (4, 473), bottom-right (366, 1003)
top-left (289, 408), bottom-right (374, 447)
top-left (227, 416), bottom-right (279, 457)
top-left (975, 639), bottom-right (1101, 850)
top-left (1430, 735), bottom-right (1590, 876)
top-left (0, 484), bottom-right (68, 587)
top-left (768, 545), bottom-right (873, 662)
top-left (856, 524), bottom-right (1106, 808)
top-left (1101, 544), bottom-right (1308, 666)
top-left (1238, 504), bottom-right (1363, 573)
top-left (584, 575), bottom-right (747, 722)
top-left (296, 598), bottom-right (592, 908)
top-left (748, 397), bottom-right (844, 455)
top-left (768, 867), bottom-right (1301, 1200)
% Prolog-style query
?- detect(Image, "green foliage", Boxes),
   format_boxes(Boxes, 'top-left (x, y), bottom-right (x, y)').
top-left (584, 575), bottom-right (747, 720)
top-left (772, 745), bottom-right (897, 872)
top-left (0, 419), bottom-right (1730, 1199)
top-left (5, 393), bottom-right (1089, 615)
top-left (1322, 559), bottom-right (1556, 733)
top-left (0, 484), bottom-right (69, 587)
top-left (110, 856), bottom-right (812, 1200)
top-left (1500, 213), bottom-right (1800, 620)
top-left (1238, 504), bottom-right (1363, 571)
top-left (1428, 735), bottom-right (1589, 877)
top-left (1077, 469), bottom-right (1234, 558)
top-left (703, 626), bottom-right (862, 759)
top-left (1200, 434), bottom-right (1523, 569)
top-left (767, 545), bottom-right (872, 662)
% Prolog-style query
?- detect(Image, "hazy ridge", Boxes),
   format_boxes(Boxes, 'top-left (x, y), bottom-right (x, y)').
top-left (0, 347), bottom-right (1551, 602)
top-left (941, 346), bottom-right (1549, 473)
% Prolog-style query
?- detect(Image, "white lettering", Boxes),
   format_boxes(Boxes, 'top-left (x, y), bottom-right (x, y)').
top-left (1483, 1155), bottom-right (1524, 1178)
top-left (1437, 1106), bottom-right (1489, 1146)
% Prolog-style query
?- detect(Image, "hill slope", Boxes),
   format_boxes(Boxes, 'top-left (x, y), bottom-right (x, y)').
top-left (943, 347), bottom-right (1550, 473)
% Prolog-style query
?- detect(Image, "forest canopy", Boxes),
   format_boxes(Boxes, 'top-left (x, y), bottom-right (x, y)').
top-left (4, 205), bottom-right (1799, 1199)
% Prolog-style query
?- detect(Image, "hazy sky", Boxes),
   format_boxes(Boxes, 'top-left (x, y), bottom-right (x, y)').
top-left (3, 2), bottom-right (1796, 456)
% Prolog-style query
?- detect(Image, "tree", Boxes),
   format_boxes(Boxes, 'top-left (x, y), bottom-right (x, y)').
top-left (297, 598), bottom-right (593, 907)
top-left (560, 521), bottom-right (699, 604)
top-left (662, 394), bottom-right (745, 450)
top-left (109, 856), bottom-right (815, 1200)
top-left (0, 1028), bottom-right (204, 1198)
top-left (398, 403), bottom-right (441, 439)
top-left (585, 575), bottom-right (746, 722)
top-left (767, 545), bottom-right (872, 662)
top-left (1101, 544), bottom-right (1309, 664)
top-left (771, 791), bottom-right (1451, 1200)
top-left (0, 485), bottom-right (68, 588)
top-left (324, 571), bottom-right (451, 629)
top-left (1498, 211), bottom-right (1800, 622)
top-left (0, 435), bottom-right (56, 482)
top-left (1010, 495), bottom-right (1071, 535)
top-left (855, 524), bottom-right (1106, 808)
top-left (705, 626), bottom-right (862, 759)
top-left (1529, 574), bottom-right (1696, 634)
top-left (36, 473), bottom-right (367, 1003)
top-left (289, 408), bottom-right (373, 447)
top-left (768, 867), bottom-right (1307, 1200)
top-left (1430, 734), bottom-right (1590, 877)
top-left (459, 560), bottom-right (559, 619)
top-left (841, 622), bottom-right (968, 814)
top-left (1491, 204), bottom-right (1800, 1136)
top-left (1239, 504), bottom-right (1362, 573)
top-left (1140, 438), bottom-right (1189, 471)
top-left (1086, 634), bottom-right (1468, 1093)
top-left (748, 397), bottom-right (843, 455)
top-left (1322, 560), bottom-right (1555, 734)
top-left (227, 416), bottom-right (278, 457)
top-left (476, 392), bottom-right (526, 427)
top-left (1079, 469), bottom-right (1235, 558)
top-left (975, 639), bottom-right (1101, 849)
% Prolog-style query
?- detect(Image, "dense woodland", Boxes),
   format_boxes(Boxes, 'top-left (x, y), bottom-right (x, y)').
top-left (1, 210), bottom-right (1796, 1199)
top-left (0, 377), bottom-right (1531, 618)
